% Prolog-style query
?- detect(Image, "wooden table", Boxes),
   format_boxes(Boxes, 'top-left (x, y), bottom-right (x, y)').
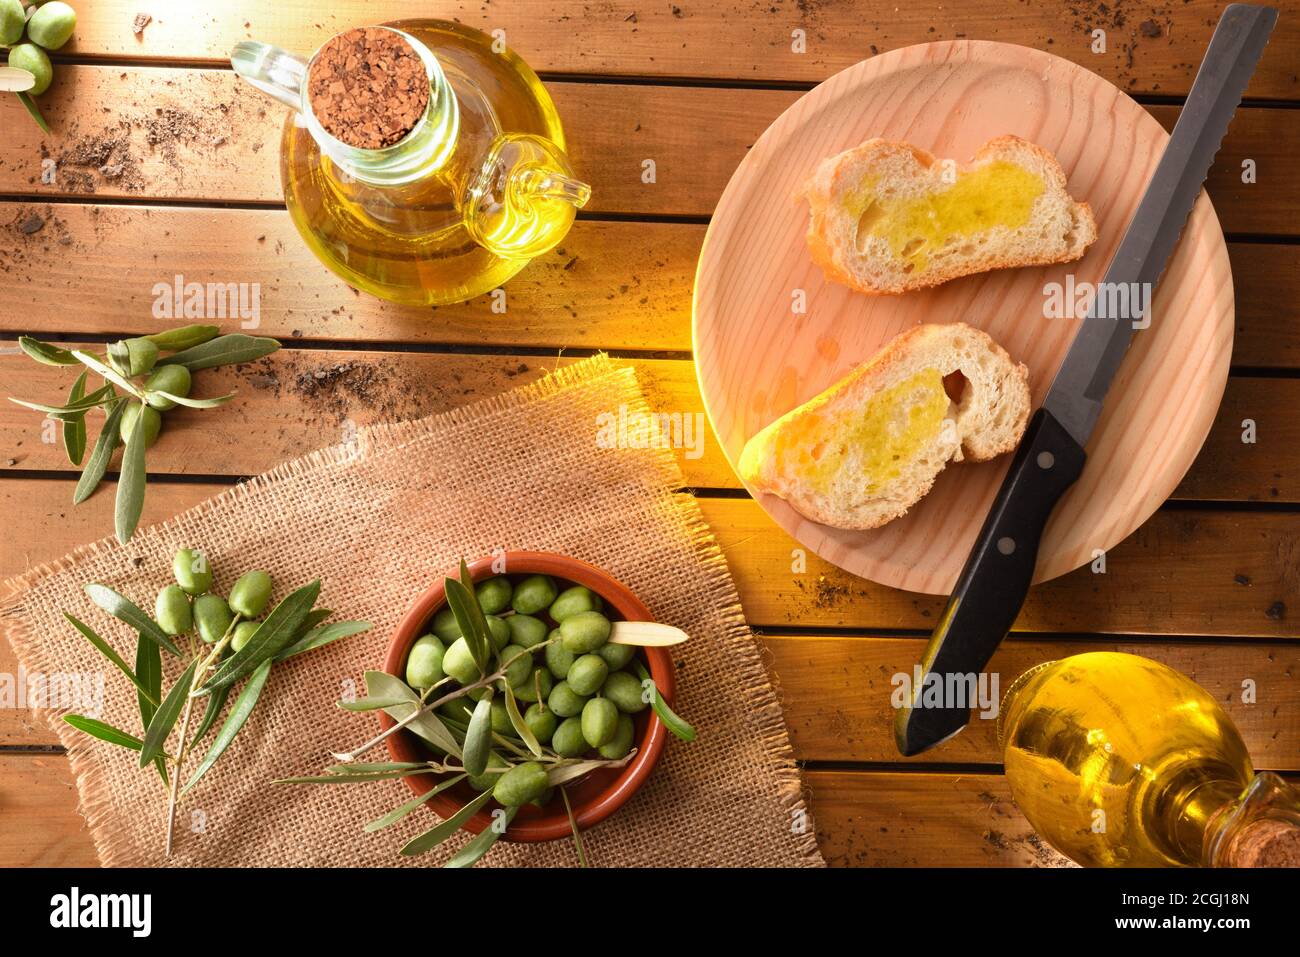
top-left (1, 0), bottom-right (1297, 868)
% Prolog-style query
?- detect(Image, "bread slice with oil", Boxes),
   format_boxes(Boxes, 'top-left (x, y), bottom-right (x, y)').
top-left (801, 135), bottom-right (1097, 295)
top-left (738, 323), bottom-right (1030, 530)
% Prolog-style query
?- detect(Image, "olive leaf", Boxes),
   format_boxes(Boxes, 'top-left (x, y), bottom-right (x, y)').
top-left (16, 92), bottom-right (50, 134)
top-left (400, 789), bottom-right (494, 857)
top-left (338, 694), bottom-right (411, 712)
top-left (156, 334), bottom-right (280, 371)
top-left (277, 765), bottom-right (434, 784)
top-left (444, 577), bottom-right (491, 675)
top-left (114, 401), bottom-right (149, 544)
top-left (364, 773), bottom-right (468, 833)
top-left (546, 755), bottom-right (635, 788)
top-left (84, 583), bottom-right (182, 658)
top-left (635, 662), bottom-right (696, 742)
top-left (139, 658), bottom-right (199, 768)
top-left (198, 581), bottom-right (320, 693)
top-left (560, 786), bottom-right (588, 868)
top-left (182, 658), bottom-right (272, 794)
top-left (274, 619), bottom-right (370, 662)
top-left (63, 715), bottom-right (144, 751)
top-left (461, 695), bottom-right (494, 776)
top-left (135, 633), bottom-right (168, 785)
top-left (17, 335), bottom-right (77, 366)
top-left (71, 350), bottom-right (144, 399)
top-left (366, 670), bottom-right (463, 758)
top-left (63, 371), bottom-right (89, 466)
top-left (145, 325), bottom-right (219, 351)
top-left (145, 390), bottom-right (235, 409)
top-left (188, 683), bottom-right (231, 749)
top-left (63, 612), bottom-right (157, 706)
top-left (444, 806), bottom-right (518, 868)
top-left (8, 385), bottom-right (117, 418)
top-left (503, 683), bottom-right (542, 757)
top-left (73, 398), bottom-right (127, 505)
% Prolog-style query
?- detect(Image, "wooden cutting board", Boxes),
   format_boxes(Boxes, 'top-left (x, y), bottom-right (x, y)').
top-left (693, 40), bottom-right (1233, 595)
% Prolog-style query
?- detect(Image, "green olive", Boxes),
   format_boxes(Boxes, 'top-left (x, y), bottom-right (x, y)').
top-left (493, 761), bottom-right (549, 807)
top-left (230, 620), bottom-right (260, 653)
top-left (549, 585), bottom-right (603, 623)
top-left (485, 615), bottom-right (510, 650)
top-left (602, 670), bottom-right (648, 713)
top-left (559, 611), bottom-right (610, 654)
top-left (474, 577), bottom-right (512, 615)
top-left (119, 402), bottom-right (162, 448)
top-left (506, 613), bottom-right (547, 648)
top-left (510, 574), bottom-right (557, 615)
top-left (598, 713), bottom-right (635, 760)
top-left (405, 634), bottom-right (446, 689)
top-left (523, 703), bottom-right (556, 743)
top-left (597, 641), bottom-right (636, 671)
top-left (143, 364), bottom-right (192, 411)
top-left (193, 593), bottom-right (233, 645)
top-left (566, 654), bottom-right (609, 697)
top-left (438, 697), bottom-right (476, 726)
top-left (544, 636), bottom-right (576, 680)
top-left (431, 606), bottom-right (461, 641)
top-left (490, 697), bottom-right (513, 735)
top-left (153, 584), bottom-right (192, 637)
top-left (172, 547), bottom-right (213, 596)
top-left (8, 44), bottom-right (52, 97)
top-left (123, 337), bottom-right (159, 377)
top-left (551, 717), bottom-right (588, 757)
top-left (546, 680), bottom-right (587, 718)
top-left (0, 0), bottom-right (26, 46)
top-left (511, 666), bottom-right (551, 703)
top-left (498, 644), bottom-right (533, 689)
top-left (228, 569), bottom-right (272, 618)
top-left (27, 1), bottom-right (76, 50)
top-left (581, 697), bottom-right (619, 748)
top-left (466, 751), bottom-right (507, 791)
top-left (441, 637), bottom-right (480, 686)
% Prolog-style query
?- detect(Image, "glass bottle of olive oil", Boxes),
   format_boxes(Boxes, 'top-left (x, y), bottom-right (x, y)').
top-left (232, 20), bottom-right (591, 306)
top-left (998, 652), bottom-right (1300, 867)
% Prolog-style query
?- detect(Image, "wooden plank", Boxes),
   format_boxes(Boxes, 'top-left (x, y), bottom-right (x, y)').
top-left (0, 478), bottom-right (1297, 638)
top-left (700, 498), bottom-right (1300, 639)
top-left (0, 347), bottom-right (728, 488)
top-left (760, 636), bottom-right (1300, 767)
top-left (809, 769), bottom-right (1074, 867)
top-left (39, 0), bottom-right (1300, 99)
top-left (0, 751), bottom-right (1068, 867)
top-left (6, 628), bottom-right (1295, 766)
top-left (2, 345), bottom-right (1296, 502)
top-left (0, 208), bottom-right (700, 352)
top-left (5, 207), bottom-right (1298, 364)
top-left (0, 69), bottom-right (1295, 232)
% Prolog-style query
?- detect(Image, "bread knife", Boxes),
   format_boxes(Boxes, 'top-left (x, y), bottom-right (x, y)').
top-left (893, 3), bottom-right (1279, 757)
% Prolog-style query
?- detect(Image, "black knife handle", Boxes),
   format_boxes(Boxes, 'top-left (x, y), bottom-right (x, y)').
top-left (893, 407), bottom-right (1087, 756)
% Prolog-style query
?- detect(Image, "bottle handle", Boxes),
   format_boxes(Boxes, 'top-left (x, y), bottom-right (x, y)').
top-left (231, 41), bottom-right (307, 112)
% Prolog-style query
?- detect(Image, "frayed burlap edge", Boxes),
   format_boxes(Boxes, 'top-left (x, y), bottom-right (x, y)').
top-left (1, 354), bottom-right (823, 868)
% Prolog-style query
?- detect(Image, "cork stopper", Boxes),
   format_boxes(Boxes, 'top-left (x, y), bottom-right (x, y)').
top-left (1230, 819), bottom-right (1300, 868)
top-left (307, 27), bottom-right (430, 150)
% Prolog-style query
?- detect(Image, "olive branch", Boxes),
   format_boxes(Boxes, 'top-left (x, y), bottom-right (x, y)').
top-left (9, 326), bottom-right (280, 543)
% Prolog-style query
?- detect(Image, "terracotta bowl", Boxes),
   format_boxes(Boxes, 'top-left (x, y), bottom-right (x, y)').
top-left (382, 551), bottom-right (675, 842)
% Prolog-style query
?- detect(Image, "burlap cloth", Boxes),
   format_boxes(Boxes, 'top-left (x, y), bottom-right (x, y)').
top-left (1, 355), bottom-right (824, 867)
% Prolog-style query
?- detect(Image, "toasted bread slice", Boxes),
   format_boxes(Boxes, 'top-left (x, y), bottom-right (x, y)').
top-left (738, 323), bottom-right (1030, 529)
top-left (801, 135), bottom-right (1097, 295)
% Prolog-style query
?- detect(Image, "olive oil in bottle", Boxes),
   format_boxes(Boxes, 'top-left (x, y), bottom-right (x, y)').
top-left (998, 652), bottom-right (1300, 867)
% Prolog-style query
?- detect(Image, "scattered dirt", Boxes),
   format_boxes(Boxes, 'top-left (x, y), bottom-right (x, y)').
top-left (1266, 601), bottom-right (1286, 621)
top-left (0, 205), bottom-right (74, 274)
top-left (132, 13), bottom-right (152, 37)
top-left (235, 355), bottom-right (401, 426)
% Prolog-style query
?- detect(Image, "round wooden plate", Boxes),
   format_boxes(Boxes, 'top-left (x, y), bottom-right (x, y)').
top-left (693, 40), bottom-right (1233, 595)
